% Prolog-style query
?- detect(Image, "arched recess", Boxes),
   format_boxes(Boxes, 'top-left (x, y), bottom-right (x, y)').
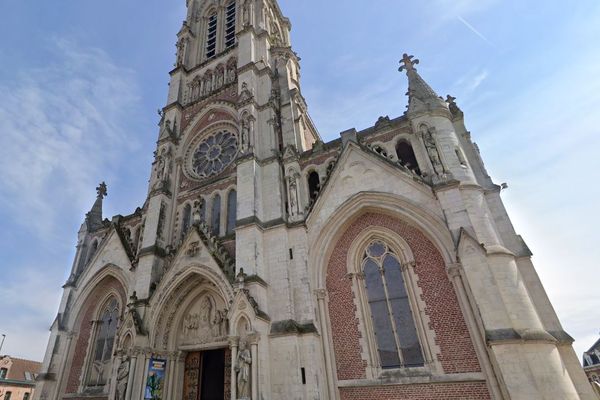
top-left (308, 192), bottom-right (456, 290)
top-left (149, 264), bottom-right (235, 351)
top-left (61, 266), bottom-right (128, 395)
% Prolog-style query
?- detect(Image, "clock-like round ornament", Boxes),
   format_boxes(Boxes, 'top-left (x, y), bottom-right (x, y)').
top-left (192, 130), bottom-right (238, 178)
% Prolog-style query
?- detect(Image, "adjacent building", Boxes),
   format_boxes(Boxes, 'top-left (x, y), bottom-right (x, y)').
top-left (0, 356), bottom-right (41, 400)
top-left (33, 0), bottom-right (597, 399)
top-left (583, 337), bottom-right (600, 396)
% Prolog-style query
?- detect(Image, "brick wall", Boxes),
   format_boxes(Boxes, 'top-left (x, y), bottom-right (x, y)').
top-left (340, 382), bottom-right (491, 400)
top-left (65, 276), bottom-right (126, 394)
top-left (326, 212), bottom-right (482, 381)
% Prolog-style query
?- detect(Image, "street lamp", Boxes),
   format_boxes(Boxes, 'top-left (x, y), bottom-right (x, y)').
top-left (0, 334), bottom-right (5, 354)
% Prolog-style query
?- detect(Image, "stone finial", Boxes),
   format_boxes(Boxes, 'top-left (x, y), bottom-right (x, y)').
top-left (96, 182), bottom-right (108, 199)
top-left (399, 53), bottom-right (419, 73)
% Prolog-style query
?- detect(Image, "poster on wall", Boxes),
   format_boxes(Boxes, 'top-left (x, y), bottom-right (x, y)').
top-left (144, 358), bottom-right (167, 400)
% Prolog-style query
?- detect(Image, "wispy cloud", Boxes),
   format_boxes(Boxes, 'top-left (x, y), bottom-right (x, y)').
top-left (457, 16), bottom-right (494, 46)
top-left (0, 38), bottom-right (142, 243)
top-left (0, 37), bottom-right (145, 360)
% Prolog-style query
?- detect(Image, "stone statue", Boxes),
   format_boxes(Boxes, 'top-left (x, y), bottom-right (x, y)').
top-left (176, 38), bottom-right (186, 67)
top-left (287, 174), bottom-right (298, 216)
top-left (420, 126), bottom-right (444, 175)
top-left (235, 340), bottom-right (252, 399)
top-left (242, 0), bottom-right (250, 26)
top-left (115, 357), bottom-right (130, 400)
top-left (213, 309), bottom-right (228, 337)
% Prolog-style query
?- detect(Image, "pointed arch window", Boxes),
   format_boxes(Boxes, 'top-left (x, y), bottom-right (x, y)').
top-left (362, 240), bottom-right (424, 368)
top-left (224, 1), bottom-right (237, 49)
top-left (396, 140), bottom-right (420, 175)
top-left (307, 171), bottom-right (320, 202)
top-left (226, 190), bottom-right (237, 235)
top-left (206, 12), bottom-right (218, 59)
top-left (181, 203), bottom-right (192, 240)
top-left (211, 194), bottom-right (221, 236)
top-left (87, 297), bottom-right (120, 387)
top-left (87, 240), bottom-right (99, 264)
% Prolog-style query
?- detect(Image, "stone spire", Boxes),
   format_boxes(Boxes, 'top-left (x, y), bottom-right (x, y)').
top-left (85, 182), bottom-right (107, 231)
top-left (399, 53), bottom-right (448, 115)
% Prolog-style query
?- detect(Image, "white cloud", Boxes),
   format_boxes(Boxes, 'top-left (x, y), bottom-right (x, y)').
top-left (0, 38), bottom-right (142, 243)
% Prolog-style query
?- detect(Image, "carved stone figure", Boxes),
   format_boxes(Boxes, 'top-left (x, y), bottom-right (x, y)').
top-left (176, 38), bottom-right (187, 67)
top-left (287, 174), bottom-right (299, 217)
top-left (235, 340), bottom-right (252, 399)
top-left (420, 126), bottom-right (444, 175)
top-left (213, 309), bottom-right (228, 337)
top-left (156, 147), bottom-right (172, 185)
top-left (242, 0), bottom-right (250, 26)
top-left (115, 357), bottom-right (130, 400)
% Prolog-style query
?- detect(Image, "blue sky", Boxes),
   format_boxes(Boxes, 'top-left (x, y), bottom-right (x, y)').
top-left (0, 0), bottom-right (598, 361)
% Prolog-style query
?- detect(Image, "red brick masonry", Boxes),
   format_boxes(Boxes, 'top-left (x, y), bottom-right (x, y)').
top-left (65, 276), bottom-right (126, 395)
top-left (340, 382), bottom-right (491, 400)
top-left (326, 212), bottom-right (487, 397)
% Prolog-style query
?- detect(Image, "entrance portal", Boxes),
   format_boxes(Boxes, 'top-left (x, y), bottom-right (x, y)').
top-left (183, 348), bottom-right (231, 400)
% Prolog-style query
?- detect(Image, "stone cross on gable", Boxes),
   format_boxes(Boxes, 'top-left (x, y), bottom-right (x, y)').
top-left (399, 53), bottom-right (419, 73)
top-left (96, 182), bottom-right (108, 199)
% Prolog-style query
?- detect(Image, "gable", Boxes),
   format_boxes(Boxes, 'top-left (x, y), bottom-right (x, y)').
top-left (308, 143), bottom-right (443, 231)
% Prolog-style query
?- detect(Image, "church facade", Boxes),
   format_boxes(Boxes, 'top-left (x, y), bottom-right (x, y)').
top-left (34, 1), bottom-right (597, 400)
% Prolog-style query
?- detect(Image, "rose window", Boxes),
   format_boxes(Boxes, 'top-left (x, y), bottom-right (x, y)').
top-left (192, 130), bottom-right (238, 178)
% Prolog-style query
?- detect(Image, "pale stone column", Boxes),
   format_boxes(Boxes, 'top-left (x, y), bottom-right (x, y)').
top-left (229, 336), bottom-right (239, 400)
top-left (171, 352), bottom-right (186, 400)
top-left (248, 334), bottom-right (260, 400)
top-left (125, 353), bottom-right (137, 400)
top-left (316, 289), bottom-right (337, 400)
top-left (447, 264), bottom-right (505, 400)
top-left (164, 353), bottom-right (175, 400)
top-left (52, 332), bottom-right (74, 400)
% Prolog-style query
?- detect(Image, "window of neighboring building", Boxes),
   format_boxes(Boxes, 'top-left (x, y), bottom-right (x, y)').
top-left (86, 297), bottom-right (120, 387)
top-left (4, 392), bottom-right (11, 400)
top-left (0, 367), bottom-right (7, 379)
top-left (23, 393), bottom-right (30, 400)
top-left (226, 190), bottom-right (237, 235)
top-left (211, 194), bottom-right (221, 236)
top-left (206, 13), bottom-right (218, 59)
top-left (224, 1), bottom-right (237, 48)
top-left (362, 240), bottom-right (424, 368)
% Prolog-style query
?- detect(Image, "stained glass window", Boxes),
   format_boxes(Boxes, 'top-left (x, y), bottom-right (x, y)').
top-left (362, 240), bottom-right (424, 368)
top-left (226, 190), bottom-right (237, 235)
top-left (88, 298), bottom-right (119, 386)
top-left (192, 131), bottom-right (238, 179)
top-left (181, 204), bottom-right (192, 240)
top-left (211, 194), bottom-right (221, 236)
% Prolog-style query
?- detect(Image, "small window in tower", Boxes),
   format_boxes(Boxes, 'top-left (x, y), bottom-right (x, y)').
top-left (206, 13), bottom-right (218, 59)
top-left (225, 1), bottom-right (237, 49)
top-left (226, 190), bottom-right (237, 235)
top-left (4, 392), bottom-right (11, 400)
top-left (23, 393), bottom-right (30, 400)
top-left (211, 194), bottom-right (221, 236)
top-left (396, 140), bottom-right (421, 175)
top-left (307, 171), bottom-right (320, 202)
top-left (455, 148), bottom-right (467, 167)
top-left (0, 368), bottom-right (7, 379)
